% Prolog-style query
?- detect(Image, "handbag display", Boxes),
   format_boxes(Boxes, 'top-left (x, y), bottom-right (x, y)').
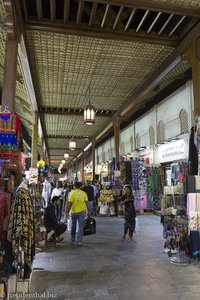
top-left (83, 217), bottom-right (96, 236)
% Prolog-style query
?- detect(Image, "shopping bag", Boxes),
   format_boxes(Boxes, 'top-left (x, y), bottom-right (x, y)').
top-left (83, 217), bottom-right (96, 236)
top-left (67, 217), bottom-right (79, 233)
top-left (134, 217), bottom-right (139, 234)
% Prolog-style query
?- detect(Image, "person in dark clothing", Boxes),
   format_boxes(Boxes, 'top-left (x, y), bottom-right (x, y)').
top-left (44, 196), bottom-right (67, 242)
top-left (120, 185), bottom-right (136, 241)
top-left (81, 181), bottom-right (94, 215)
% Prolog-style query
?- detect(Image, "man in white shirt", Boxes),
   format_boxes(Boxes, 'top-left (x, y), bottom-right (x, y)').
top-left (51, 181), bottom-right (63, 220)
top-left (42, 178), bottom-right (52, 207)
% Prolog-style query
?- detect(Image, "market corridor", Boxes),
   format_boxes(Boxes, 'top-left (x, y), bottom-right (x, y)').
top-left (31, 215), bottom-right (200, 300)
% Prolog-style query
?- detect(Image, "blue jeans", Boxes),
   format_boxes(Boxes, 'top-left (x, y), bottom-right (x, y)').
top-left (71, 211), bottom-right (86, 243)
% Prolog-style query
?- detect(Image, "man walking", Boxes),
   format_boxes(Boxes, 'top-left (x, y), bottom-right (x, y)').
top-left (66, 181), bottom-right (90, 246)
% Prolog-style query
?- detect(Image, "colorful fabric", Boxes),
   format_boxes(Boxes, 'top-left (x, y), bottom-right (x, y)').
top-left (187, 193), bottom-right (197, 215)
top-left (0, 113), bottom-right (23, 159)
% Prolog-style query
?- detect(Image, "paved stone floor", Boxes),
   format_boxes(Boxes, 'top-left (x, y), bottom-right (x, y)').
top-left (30, 214), bottom-right (200, 300)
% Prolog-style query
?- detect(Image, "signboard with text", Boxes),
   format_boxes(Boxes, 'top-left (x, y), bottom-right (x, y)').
top-left (158, 140), bottom-right (186, 163)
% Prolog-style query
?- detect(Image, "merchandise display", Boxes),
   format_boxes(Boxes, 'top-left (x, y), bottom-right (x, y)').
top-left (161, 194), bottom-right (188, 257)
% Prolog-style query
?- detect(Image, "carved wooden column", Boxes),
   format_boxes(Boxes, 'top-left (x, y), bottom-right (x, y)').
top-left (31, 111), bottom-right (38, 168)
top-left (2, 0), bottom-right (20, 112)
top-left (113, 118), bottom-right (120, 169)
top-left (183, 38), bottom-right (200, 120)
top-left (92, 140), bottom-right (96, 181)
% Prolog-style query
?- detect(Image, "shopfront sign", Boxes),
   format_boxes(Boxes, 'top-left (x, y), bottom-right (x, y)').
top-left (29, 167), bottom-right (38, 184)
top-left (158, 139), bottom-right (186, 163)
top-left (138, 148), bottom-right (154, 164)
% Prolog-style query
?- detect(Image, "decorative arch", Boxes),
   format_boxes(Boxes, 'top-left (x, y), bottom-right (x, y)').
top-left (130, 136), bottom-right (134, 152)
top-left (120, 142), bottom-right (125, 155)
top-left (179, 109), bottom-right (189, 134)
top-left (157, 121), bottom-right (165, 143)
top-left (135, 134), bottom-right (140, 149)
top-left (149, 126), bottom-right (155, 145)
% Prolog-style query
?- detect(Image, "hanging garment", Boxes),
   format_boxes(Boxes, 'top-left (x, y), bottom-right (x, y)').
top-left (6, 186), bottom-right (35, 277)
top-left (0, 113), bottom-right (23, 159)
top-left (187, 193), bottom-right (197, 215)
top-left (42, 180), bottom-right (52, 207)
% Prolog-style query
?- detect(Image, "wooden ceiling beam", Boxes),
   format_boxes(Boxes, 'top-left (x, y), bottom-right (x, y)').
top-left (25, 22), bottom-right (178, 47)
top-left (50, 0), bottom-right (56, 22)
top-left (36, 0), bottom-right (43, 20)
top-left (39, 106), bottom-right (115, 117)
top-left (113, 6), bottom-right (123, 30)
top-left (46, 134), bottom-right (91, 140)
top-left (86, 0), bottom-right (200, 17)
top-left (49, 147), bottom-right (82, 151)
top-left (64, 0), bottom-right (70, 24)
top-left (89, 2), bottom-right (98, 26)
top-left (77, 0), bottom-right (84, 25)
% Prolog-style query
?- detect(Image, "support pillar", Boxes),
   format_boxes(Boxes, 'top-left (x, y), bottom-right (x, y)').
top-left (113, 118), bottom-right (120, 169)
top-left (182, 38), bottom-right (200, 120)
top-left (40, 137), bottom-right (44, 161)
top-left (92, 140), bottom-right (96, 181)
top-left (31, 111), bottom-right (38, 168)
top-left (2, 0), bottom-right (20, 112)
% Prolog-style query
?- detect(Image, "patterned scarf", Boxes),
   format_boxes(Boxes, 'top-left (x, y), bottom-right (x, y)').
top-left (7, 188), bottom-right (35, 266)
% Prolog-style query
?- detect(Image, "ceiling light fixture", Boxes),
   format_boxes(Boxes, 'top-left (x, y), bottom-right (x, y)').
top-left (64, 153), bottom-right (69, 159)
top-left (69, 137), bottom-right (76, 150)
top-left (84, 86), bottom-right (95, 125)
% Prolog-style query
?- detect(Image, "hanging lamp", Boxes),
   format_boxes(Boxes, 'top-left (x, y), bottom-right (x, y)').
top-left (69, 137), bottom-right (76, 150)
top-left (64, 153), bottom-right (69, 159)
top-left (61, 159), bottom-right (65, 164)
top-left (84, 86), bottom-right (95, 125)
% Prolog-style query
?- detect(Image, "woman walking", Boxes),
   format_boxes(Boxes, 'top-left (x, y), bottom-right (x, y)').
top-left (121, 185), bottom-right (136, 241)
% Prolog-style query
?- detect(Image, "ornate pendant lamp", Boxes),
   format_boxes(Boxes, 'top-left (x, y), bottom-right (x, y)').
top-left (64, 153), bottom-right (69, 159)
top-left (84, 86), bottom-right (95, 125)
top-left (69, 137), bottom-right (76, 150)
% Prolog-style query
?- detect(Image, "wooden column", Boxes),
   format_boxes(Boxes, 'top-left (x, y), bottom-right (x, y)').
top-left (92, 140), bottom-right (96, 181)
top-left (31, 111), bottom-right (38, 168)
top-left (40, 137), bottom-right (44, 161)
top-left (113, 118), bottom-right (120, 169)
top-left (183, 38), bottom-right (200, 119)
top-left (2, 38), bottom-right (18, 112)
top-left (81, 153), bottom-right (85, 183)
top-left (2, 0), bottom-right (20, 112)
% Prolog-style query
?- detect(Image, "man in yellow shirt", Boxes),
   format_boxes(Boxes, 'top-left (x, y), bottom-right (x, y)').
top-left (66, 181), bottom-right (90, 246)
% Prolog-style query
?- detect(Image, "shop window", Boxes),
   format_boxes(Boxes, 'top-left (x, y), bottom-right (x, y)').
top-left (157, 121), bottom-right (165, 143)
top-left (135, 134), bottom-right (140, 149)
top-left (179, 109), bottom-right (189, 134)
top-left (149, 126), bottom-right (154, 145)
top-left (130, 136), bottom-right (134, 152)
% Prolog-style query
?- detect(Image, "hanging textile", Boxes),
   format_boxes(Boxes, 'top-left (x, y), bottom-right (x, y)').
top-left (6, 183), bottom-right (35, 278)
top-left (0, 113), bottom-right (23, 159)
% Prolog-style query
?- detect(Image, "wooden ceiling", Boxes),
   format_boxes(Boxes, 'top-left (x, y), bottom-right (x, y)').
top-left (1, 0), bottom-right (200, 169)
